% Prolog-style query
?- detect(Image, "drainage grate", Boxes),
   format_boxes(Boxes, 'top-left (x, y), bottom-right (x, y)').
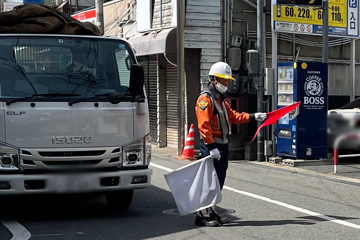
top-left (162, 208), bottom-right (236, 216)
top-left (162, 208), bottom-right (182, 216)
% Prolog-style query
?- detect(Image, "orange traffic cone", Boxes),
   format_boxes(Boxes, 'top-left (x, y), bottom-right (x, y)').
top-left (177, 124), bottom-right (197, 161)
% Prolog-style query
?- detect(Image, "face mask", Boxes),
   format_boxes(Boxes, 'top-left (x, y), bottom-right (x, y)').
top-left (215, 82), bottom-right (228, 94)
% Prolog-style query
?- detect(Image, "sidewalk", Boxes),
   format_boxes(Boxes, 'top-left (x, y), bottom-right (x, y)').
top-left (151, 144), bottom-right (360, 182)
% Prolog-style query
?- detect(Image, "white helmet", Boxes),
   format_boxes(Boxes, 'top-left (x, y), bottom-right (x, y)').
top-left (208, 62), bottom-right (235, 80)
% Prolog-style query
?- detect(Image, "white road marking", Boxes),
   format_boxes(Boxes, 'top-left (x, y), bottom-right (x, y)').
top-left (150, 162), bottom-right (360, 230)
top-left (0, 216), bottom-right (31, 240)
top-left (150, 163), bottom-right (174, 172)
top-left (223, 185), bottom-right (360, 229)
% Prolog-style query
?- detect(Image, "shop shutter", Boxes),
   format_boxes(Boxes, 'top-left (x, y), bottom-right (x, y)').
top-left (148, 56), bottom-right (158, 144)
top-left (166, 62), bottom-right (178, 148)
top-left (137, 55), bottom-right (158, 144)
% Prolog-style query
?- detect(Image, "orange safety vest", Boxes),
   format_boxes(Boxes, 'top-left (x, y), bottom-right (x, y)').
top-left (195, 85), bottom-right (250, 149)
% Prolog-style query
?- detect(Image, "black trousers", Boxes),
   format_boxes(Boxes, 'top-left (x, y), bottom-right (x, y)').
top-left (199, 140), bottom-right (229, 190)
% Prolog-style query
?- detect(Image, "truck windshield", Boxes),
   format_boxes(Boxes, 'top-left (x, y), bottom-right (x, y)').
top-left (0, 36), bottom-right (135, 101)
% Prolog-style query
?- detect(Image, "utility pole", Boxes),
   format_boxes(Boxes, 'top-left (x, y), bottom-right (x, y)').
top-left (177, 0), bottom-right (185, 156)
top-left (322, 0), bottom-right (329, 131)
top-left (257, 0), bottom-right (265, 161)
top-left (322, 0), bottom-right (329, 63)
top-left (68, 0), bottom-right (72, 14)
top-left (95, 0), bottom-right (104, 35)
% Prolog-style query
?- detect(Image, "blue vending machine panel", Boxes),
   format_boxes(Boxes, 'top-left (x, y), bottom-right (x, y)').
top-left (276, 62), bottom-right (328, 159)
top-left (276, 62), bottom-right (297, 157)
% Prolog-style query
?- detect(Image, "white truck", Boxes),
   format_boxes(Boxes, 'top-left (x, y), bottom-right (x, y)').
top-left (0, 33), bottom-right (152, 209)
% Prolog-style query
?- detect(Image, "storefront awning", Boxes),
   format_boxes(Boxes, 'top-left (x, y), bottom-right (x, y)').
top-left (128, 28), bottom-right (177, 58)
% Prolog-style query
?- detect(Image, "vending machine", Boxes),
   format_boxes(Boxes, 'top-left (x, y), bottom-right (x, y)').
top-left (276, 61), bottom-right (328, 159)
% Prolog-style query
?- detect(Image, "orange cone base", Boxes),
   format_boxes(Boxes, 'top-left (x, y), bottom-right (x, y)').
top-left (176, 155), bottom-right (197, 161)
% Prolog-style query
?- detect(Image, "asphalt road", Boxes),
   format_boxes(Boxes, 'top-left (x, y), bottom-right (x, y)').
top-left (1, 154), bottom-right (360, 240)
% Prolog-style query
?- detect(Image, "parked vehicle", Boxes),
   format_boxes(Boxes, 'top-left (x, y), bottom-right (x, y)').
top-left (0, 34), bottom-right (152, 209)
top-left (327, 98), bottom-right (360, 153)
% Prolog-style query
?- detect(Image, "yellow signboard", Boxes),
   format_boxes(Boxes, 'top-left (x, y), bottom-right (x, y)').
top-left (273, 0), bottom-right (346, 28)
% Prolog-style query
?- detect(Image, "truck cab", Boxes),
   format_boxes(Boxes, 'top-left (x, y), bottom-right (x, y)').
top-left (0, 34), bottom-right (152, 209)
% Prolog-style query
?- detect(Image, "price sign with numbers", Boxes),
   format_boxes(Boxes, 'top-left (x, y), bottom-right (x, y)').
top-left (272, 0), bottom-right (359, 38)
top-left (277, 0), bottom-right (323, 7)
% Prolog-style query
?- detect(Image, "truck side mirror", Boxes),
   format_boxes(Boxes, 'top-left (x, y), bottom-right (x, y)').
top-left (129, 64), bottom-right (144, 96)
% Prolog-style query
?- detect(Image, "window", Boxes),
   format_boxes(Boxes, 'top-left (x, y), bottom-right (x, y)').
top-left (0, 36), bottom-right (136, 100)
top-left (115, 47), bottom-right (132, 88)
top-left (15, 46), bottom-right (72, 73)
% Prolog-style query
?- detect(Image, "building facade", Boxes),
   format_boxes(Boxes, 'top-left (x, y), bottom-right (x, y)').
top-left (74, 0), bottom-right (359, 158)
top-left (125, 0), bottom-right (224, 151)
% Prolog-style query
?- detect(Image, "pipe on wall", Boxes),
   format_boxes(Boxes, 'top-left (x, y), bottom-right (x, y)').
top-left (231, 0), bottom-right (233, 37)
top-left (227, 0), bottom-right (231, 61)
top-left (221, 0), bottom-right (225, 61)
top-left (224, 0), bottom-right (228, 62)
top-left (242, 0), bottom-right (256, 9)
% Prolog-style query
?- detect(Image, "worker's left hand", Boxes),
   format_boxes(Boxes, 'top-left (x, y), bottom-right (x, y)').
top-left (255, 112), bottom-right (267, 121)
top-left (209, 148), bottom-right (221, 161)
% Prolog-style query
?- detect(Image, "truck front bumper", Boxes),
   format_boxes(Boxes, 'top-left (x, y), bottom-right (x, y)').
top-left (0, 168), bottom-right (152, 195)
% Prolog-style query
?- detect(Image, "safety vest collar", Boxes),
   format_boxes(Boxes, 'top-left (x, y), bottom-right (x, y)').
top-left (207, 85), bottom-right (221, 100)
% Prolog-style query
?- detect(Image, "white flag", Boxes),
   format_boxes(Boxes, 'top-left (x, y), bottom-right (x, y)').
top-left (164, 156), bottom-right (222, 216)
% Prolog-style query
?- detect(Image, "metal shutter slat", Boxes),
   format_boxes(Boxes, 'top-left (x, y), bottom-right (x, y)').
top-left (148, 56), bottom-right (158, 143)
top-left (166, 62), bottom-right (178, 148)
top-left (138, 56), bottom-right (157, 144)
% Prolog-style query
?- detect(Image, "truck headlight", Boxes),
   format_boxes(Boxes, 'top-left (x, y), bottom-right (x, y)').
top-left (0, 142), bottom-right (20, 171)
top-left (123, 138), bottom-right (144, 167)
top-left (122, 134), bottom-right (151, 168)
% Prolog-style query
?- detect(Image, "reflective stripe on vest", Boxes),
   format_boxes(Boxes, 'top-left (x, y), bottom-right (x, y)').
top-left (198, 89), bottom-right (229, 145)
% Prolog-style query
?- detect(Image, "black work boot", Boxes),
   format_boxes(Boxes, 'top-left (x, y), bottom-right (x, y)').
top-left (194, 211), bottom-right (219, 227)
top-left (208, 207), bottom-right (230, 224)
top-left (209, 213), bottom-right (229, 224)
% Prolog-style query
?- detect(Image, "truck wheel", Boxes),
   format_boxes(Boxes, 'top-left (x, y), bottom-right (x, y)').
top-left (105, 190), bottom-right (134, 210)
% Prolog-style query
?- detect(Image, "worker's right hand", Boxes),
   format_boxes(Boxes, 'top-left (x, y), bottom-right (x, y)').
top-left (210, 148), bottom-right (221, 161)
top-left (255, 112), bottom-right (267, 121)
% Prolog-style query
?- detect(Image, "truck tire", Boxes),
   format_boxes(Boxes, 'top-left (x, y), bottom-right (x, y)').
top-left (105, 189), bottom-right (134, 209)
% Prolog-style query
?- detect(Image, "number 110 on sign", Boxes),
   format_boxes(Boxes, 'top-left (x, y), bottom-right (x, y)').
top-left (284, 6), bottom-right (343, 23)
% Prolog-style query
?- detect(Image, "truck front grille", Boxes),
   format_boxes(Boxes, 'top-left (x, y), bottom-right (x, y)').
top-left (20, 147), bottom-right (122, 173)
top-left (38, 151), bottom-right (106, 157)
top-left (42, 159), bottom-right (102, 166)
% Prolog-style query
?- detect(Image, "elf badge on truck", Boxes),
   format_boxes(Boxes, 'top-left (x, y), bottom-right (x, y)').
top-left (0, 6), bottom-right (152, 209)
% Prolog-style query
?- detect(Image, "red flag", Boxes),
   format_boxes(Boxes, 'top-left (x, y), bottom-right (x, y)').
top-left (250, 101), bottom-right (301, 142)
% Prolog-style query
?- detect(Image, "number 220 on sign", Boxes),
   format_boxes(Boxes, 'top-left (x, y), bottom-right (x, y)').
top-left (274, 2), bottom-right (346, 28)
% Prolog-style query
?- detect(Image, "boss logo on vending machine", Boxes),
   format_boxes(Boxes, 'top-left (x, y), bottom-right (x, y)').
top-left (303, 74), bottom-right (324, 105)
